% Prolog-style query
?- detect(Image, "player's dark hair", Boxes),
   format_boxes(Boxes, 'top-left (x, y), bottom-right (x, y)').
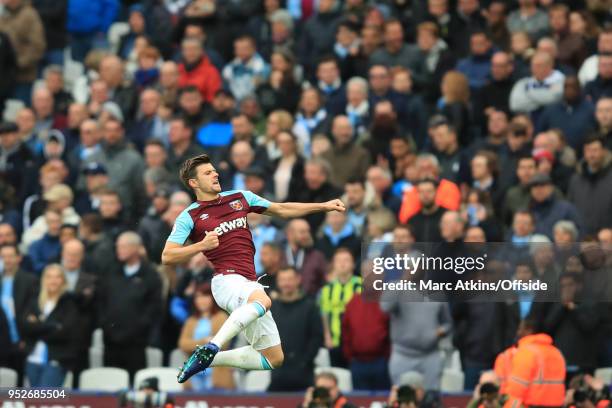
top-left (180, 154), bottom-right (212, 189)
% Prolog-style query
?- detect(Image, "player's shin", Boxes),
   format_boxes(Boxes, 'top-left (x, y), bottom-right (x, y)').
top-left (209, 346), bottom-right (274, 370)
top-left (210, 301), bottom-right (266, 347)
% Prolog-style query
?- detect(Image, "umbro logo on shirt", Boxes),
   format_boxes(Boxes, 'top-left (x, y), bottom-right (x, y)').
top-left (200, 214), bottom-right (209, 220)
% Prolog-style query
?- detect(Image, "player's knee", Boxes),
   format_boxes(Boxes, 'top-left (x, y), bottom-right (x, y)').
top-left (250, 293), bottom-right (272, 311)
top-left (259, 295), bottom-right (272, 311)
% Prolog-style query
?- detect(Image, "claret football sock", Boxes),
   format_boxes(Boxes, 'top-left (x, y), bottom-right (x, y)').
top-left (210, 346), bottom-right (274, 370)
top-left (210, 301), bottom-right (266, 347)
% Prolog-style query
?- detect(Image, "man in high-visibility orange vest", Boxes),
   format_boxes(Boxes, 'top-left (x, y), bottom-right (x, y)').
top-left (503, 319), bottom-right (566, 408)
top-left (494, 343), bottom-right (517, 395)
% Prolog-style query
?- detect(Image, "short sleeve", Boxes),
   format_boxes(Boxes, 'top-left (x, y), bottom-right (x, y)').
top-left (242, 190), bottom-right (271, 214)
top-left (167, 210), bottom-right (194, 244)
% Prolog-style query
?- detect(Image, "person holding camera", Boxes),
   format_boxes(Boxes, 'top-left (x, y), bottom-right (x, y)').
top-left (386, 384), bottom-right (419, 408)
top-left (467, 382), bottom-right (503, 408)
top-left (300, 372), bottom-right (356, 408)
top-left (565, 374), bottom-right (611, 408)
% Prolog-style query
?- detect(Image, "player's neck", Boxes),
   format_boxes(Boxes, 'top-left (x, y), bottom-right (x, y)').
top-left (196, 190), bottom-right (221, 201)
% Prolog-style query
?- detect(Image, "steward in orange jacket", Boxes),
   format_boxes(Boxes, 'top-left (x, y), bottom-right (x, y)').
top-left (494, 345), bottom-right (517, 395)
top-left (398, 178), bottom-right (461, 224)
top-left (503, 330), bottom-right (566, 408)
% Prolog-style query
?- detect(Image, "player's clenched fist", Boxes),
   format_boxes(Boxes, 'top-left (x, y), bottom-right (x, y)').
top-left (200, 231), bottom-right (219, 251)
top-left (323, 199), bottom-right (346, 213)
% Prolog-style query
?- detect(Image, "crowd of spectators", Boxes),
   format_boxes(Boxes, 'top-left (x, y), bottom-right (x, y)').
top-left (1, 0), bottom-right (612, 401)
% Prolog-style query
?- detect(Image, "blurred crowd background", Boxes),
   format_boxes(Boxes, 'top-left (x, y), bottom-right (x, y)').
top-left (0, 0), bottom-right (612, 405)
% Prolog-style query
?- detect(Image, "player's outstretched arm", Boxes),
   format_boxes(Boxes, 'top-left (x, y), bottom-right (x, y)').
top-left (264, 199), bottom-right (345, 219)
top-left (161, 232), bottom-right (219, 265)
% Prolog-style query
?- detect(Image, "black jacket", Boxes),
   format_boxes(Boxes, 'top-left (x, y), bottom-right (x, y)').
top-left (315, 232), bottom-right (361, 263)
top-left (70, 271), bottom-right (97, 351)
top-left (0, 142), bottom-right (38, 206)
top-left (98, 261), bottom-right (162, 347)
top-left (475, 77), bottom-right (514, 127)
top-left (0, 31), bottom-right (16, 109)
top-left (137, 212), bottom-right (172, 264)
top-left (0, 270), bottom-right (39, 339)
top-left (32, 0), bottom-right (67, 50)
top-left (112, 83), bottom-right (139, 122)
top-left (82, 236), bottom-right (116, 277)
top-left (256, 80), bottom-right (301, 115)
top-left (452, 301), bottom-right (505, 366)
top-left (21, 293), bottom-right (79, 369)
top-left (543, 301), bottom-right (601, 370)
top-left (409, 207), bottom-right (445, 242)
top-left (567, 156), bottom-right (612, 235)
top-left (0, 308), bottom-right (12, 365)
top-left (288, 182), bottom-right (343, 233)
top-left (269, 294), bottom-right (323, 391)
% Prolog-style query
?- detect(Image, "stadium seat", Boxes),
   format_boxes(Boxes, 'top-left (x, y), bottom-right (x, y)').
top-left (314, 347), bottom-right (331, 368)
top-left (63, 60), bottom-right (84, 92)
top-left (146, 347), bottom-right (164, 368)
top-left (63, 371), bottom-right (73, 389)
top-left (134, 368), bottom-right (183, 392)
top-left (595, 367), bottom-right (612, 384)
top-left (233, 369), bottom-right (245, 391)
top-left (448, 350), bottom-right (462, 371)
top-left (169, 348), bottom-right (187, 369)
top-left (92, 328), bottom-right (103, 349)
top-left (244, 370), bottom-right (270, 391)
top-left (107, 22), bottom-right (130, 54)
top-left (315, 367), bottom-right (352, 392)
top-left (0, 367), bottom-right (18, 387)
top-left (79, 367), bottom-right (129, 391)
top-left (89, 346), bottom-right (104, 368)
top-left (441, 369), bottom-right (465, 392)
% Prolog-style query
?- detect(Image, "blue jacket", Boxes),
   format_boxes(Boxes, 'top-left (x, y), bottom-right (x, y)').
top-left (67, 0), bottom-right (118, 34)
top-left (536, 99), bottom-right (596, 149)
top-left (456, 52), bottom-right (493, 89)
top-left (28, 234), bottom-right (61, 275)
top-left (584, 76), bottom-right (612, 103)
top-left (531, 196), bottom-right (583, 240)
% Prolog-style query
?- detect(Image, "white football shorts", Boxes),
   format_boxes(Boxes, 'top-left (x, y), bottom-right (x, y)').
top-left (211, 273), bottom-right (281, 351)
